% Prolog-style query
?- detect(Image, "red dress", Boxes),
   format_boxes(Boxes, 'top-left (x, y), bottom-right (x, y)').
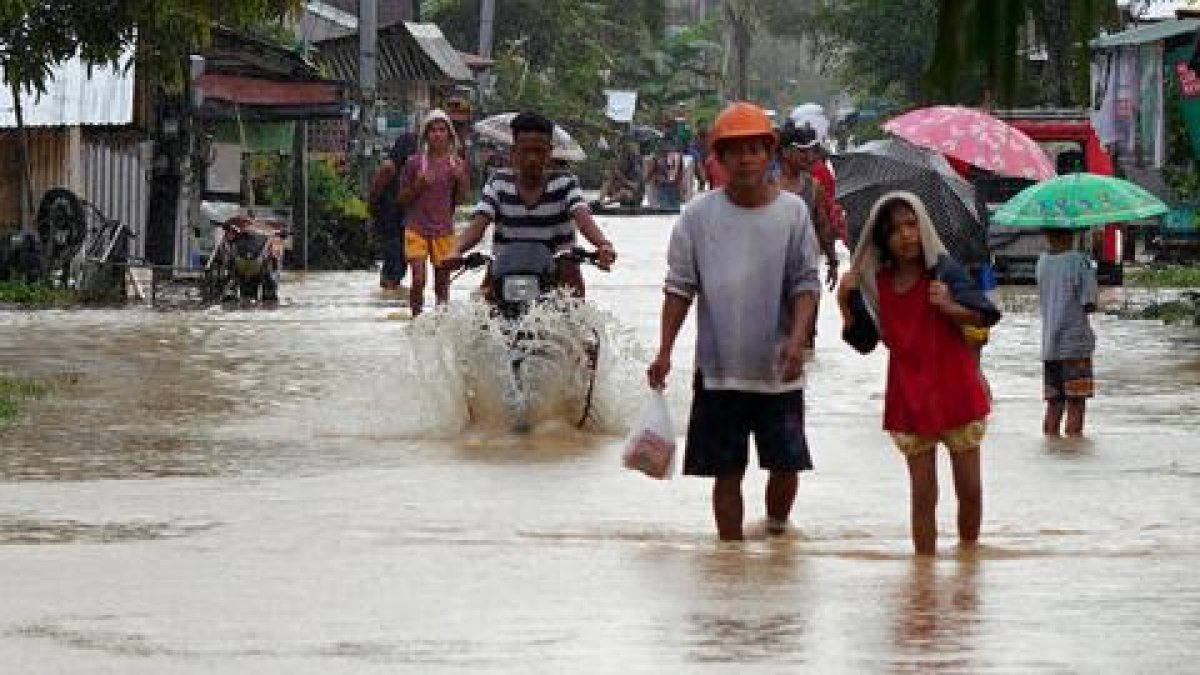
top-left (877, 269), bottom-right (990, 436)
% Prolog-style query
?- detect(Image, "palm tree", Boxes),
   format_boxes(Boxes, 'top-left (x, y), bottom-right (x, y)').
top-left (721, 0), bottom-right (815, 101)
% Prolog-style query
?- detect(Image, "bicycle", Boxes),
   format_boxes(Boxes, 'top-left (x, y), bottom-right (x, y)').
top-left (77, 201), bottom-right (135, 300)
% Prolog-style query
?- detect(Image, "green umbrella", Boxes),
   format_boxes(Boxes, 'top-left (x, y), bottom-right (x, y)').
top-left (992, 172), bottom-right (1168, 229)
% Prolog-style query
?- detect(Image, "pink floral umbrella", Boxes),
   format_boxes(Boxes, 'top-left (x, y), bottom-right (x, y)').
top-left (883, 106), bottom-right (1055, 181)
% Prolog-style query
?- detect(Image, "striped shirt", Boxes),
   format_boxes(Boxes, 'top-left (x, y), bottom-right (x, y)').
top-left (474, 169), bottom-right (587, 255)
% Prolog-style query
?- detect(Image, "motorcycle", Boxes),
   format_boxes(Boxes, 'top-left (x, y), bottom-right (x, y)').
top-left (453, 243), bottom-right (606, 431)
top-left (207, 216), bottom-right (288, 307)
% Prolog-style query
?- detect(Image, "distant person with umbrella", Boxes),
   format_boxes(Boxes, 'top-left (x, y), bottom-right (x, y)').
top-left (1037, 228), bottom-right (1097, 438)
top-left (991, 172), bottom-right (1169, 437)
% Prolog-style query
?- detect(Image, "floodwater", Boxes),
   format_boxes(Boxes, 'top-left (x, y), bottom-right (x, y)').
top-left (1, 215), bottom-right (1198, 673)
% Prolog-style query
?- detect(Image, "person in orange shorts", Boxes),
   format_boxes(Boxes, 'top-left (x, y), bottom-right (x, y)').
top-left (396, 109), bottom-right (469, 315)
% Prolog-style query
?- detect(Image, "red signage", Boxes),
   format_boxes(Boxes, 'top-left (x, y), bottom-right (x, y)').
top-left (1175, 61), bottom-right (1200, 98)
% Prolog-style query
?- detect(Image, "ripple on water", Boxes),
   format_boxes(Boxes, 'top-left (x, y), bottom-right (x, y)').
top-left (0, 516), bottom-right (220, 545)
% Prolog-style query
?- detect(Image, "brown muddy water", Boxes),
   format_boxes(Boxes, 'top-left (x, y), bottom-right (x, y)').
top-left (1, 216), bottom-right (1198, 673)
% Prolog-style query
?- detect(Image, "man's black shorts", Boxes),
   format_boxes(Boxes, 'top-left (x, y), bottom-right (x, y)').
top-left (683, 372), bottom-right (813, 477)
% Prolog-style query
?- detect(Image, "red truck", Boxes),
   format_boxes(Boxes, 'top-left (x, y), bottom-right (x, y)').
top-left (971, 109), bottom-right (1123, 285)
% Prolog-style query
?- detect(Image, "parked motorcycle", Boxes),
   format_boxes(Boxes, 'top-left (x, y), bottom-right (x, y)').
top-left (207, 216), bottom-right (288, 306)
top-left (453, 244), bottom-right (605, 431)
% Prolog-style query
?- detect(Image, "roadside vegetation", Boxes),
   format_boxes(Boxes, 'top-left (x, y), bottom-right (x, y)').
top-left (0, 376), bottom-right (47, 425)
top-left (1120, 265), bottom-right (1200, 325)
top-left (0, 281), bottom-right (79, 308)
top-left (1126, 265), bottom-right (1200, 288)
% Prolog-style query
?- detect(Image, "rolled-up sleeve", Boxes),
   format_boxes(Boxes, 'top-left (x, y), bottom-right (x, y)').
top-left (566, 175), bottom-right (588, 214)
top-left (474, 177), bottom-right (499, 219)
top-left (664, 214), bottom-right (698, 299)
top-left (786, 209), bottom-right (822, 296)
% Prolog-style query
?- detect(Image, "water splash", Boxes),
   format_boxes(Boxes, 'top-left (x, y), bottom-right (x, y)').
top-left (409, 291), bottom-right (645, 434)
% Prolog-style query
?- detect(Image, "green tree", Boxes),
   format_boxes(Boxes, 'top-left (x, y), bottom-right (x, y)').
top-left (426, 1), bottom-right (665, 133)
top-left (617, 17), bottom-right (723, 123)
top-left (1, 0), bottom-right (300, 228)
top-left (809, 0), bottom-right (939, 104)
top-left (722, 0), bottom-right (815, 100)
top-left (925, 0), bottom-right (1116, 106)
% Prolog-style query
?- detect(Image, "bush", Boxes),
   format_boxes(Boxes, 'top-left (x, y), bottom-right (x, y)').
top-left (0, 281), bottom-right (79, 307)
top-left (1126, 265), bottom-right (1200, 288)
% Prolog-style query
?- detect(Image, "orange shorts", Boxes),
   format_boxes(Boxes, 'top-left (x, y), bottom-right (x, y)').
top-left (405, 231), bottom-right (456, 266)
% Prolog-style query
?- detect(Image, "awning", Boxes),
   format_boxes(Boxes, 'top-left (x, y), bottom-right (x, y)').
top-left (0, 47), bottom-right (135, 128)
top-left (458, 51), bottom-right (496, 70)
top-left (1091, 18), bottom-right (1200, 49)
top-left (196, 73), bottom-right (349, 121)
top-left (317, 21), bottom-right (473, 84)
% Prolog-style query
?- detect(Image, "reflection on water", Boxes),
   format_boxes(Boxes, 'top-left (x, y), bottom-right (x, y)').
top-left (887, 557), bottom-right (981, 674)
top-left (685, 545), bottom-right (811, 665)
top-left (0, 219), bottom-right (1198, 672)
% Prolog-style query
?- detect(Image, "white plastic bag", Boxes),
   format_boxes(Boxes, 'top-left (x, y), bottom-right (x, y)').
top-left (622, 389), bottom-right (677, 480)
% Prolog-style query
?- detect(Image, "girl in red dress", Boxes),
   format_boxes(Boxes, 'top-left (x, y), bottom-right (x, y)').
top-left (837, 192), bottom-right (992, 556)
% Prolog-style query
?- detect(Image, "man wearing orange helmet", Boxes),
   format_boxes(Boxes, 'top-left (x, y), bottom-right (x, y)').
top-left (647, 101), bottom-right (822, 541)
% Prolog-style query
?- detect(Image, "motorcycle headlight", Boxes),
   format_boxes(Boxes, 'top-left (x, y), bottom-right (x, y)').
top-left (501, 275), bottom-right (540, 304)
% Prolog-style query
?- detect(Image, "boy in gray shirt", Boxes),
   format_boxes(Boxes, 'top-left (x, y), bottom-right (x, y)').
top-left (1036, 229), bottom-right (1098, 437)
top-left (647, 102), bottom-right (821, 541)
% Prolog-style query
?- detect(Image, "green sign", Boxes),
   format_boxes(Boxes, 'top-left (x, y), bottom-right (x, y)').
top-left (212, 121), bottom-right (295, 153)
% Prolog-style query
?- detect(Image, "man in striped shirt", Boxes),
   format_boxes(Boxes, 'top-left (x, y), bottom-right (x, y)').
top-left (443, 112), bottom-right (617, 296)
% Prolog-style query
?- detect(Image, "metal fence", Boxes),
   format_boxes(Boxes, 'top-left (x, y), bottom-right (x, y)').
top-left (81, 133), bottom-right (151, 260)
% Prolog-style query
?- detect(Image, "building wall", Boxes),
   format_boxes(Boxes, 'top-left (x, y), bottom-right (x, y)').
top-left (0, 128), bottom-right (150, 260)
top-left (0, 130), bottom-right (69, 231)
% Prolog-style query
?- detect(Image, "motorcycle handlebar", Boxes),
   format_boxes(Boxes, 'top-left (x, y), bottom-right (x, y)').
top-left (555, 247), bottom-right (602, 265)
top-left (457, 247), bottom-right (603, 270)
top-left (462, 251), bottom-right (491, 269)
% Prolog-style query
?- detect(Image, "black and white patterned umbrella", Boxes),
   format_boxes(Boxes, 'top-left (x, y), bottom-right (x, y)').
top-left (832, 138), bottom-right (988, 265)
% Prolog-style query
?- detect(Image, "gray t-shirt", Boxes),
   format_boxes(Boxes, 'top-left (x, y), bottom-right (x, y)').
top-left (664, 189), bottom-right (821, 392)
top-left (1036, 250), bottom-right (1097, 361)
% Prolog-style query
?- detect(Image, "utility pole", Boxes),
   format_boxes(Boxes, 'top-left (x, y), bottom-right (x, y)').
top-left (477, 0), bottom-right (496, 113)
top-left (479, 0), bottom-right (496, 60)
top-left (359, 0), bottom-right (378, 193)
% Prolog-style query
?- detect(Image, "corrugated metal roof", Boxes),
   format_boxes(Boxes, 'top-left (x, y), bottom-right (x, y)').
top-left (404, 22), bottom-right (473, 82)
top-left (299, 1), bottom-right (357, 43)
top-left (318, 21), bottom-right (472, 84)
top-left (1091, 18), bottom-right (1200, 49)
top-left (0, 47), bottom-right (136, 128)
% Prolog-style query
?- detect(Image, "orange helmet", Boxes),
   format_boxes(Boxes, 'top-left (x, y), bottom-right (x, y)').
top-left (709, 101), bottom-right (776, 152)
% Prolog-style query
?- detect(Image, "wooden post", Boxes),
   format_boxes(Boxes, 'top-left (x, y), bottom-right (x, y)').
top-left (9, 81), bottom-right (34, 233)
top-left (292, 120), bottom-right (309, 272)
